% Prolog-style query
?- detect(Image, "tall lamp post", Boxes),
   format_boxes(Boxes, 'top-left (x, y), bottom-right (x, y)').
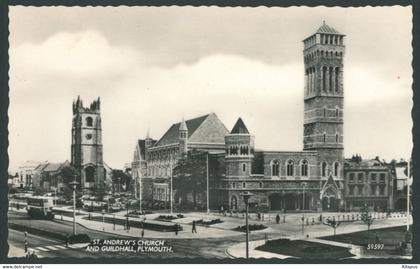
top-left (302, 182), bottom-right (307, 236)
top-left (240, 191), bottom-right (253, 259)
top-left (69, 176), bottom-right (79, 236)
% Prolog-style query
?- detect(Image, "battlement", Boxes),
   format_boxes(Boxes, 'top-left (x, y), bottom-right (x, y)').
top-left (72, 96), bottom-right (101, 114)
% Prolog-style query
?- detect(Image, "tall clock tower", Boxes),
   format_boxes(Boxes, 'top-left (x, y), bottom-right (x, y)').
top-left (71, 96), bottom-right (104, 190)
top-left (302, 22), bottom-right (345, 180)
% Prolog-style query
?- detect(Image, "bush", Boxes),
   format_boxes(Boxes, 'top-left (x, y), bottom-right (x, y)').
top-left (234, 224), bottom-right (267, 232)
top-left (68, 234), bottom-right (91, 244)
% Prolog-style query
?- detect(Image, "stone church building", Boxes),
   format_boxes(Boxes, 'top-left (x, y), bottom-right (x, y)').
top-left (131, 22), bottom-right (347, 212)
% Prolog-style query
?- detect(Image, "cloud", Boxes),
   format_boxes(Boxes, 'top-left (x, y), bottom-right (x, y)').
top-left (8, 26), bottom-right (413, 171)
top-left (10, 30), bottom-right (140, 80)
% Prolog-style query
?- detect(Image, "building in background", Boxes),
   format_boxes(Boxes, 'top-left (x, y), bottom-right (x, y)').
top-left (18, 160), bottom-right (47, 189)
top-left (390, 159), bottom-right (411, 211)
top-left (343, 155), bottom-right (393, 211)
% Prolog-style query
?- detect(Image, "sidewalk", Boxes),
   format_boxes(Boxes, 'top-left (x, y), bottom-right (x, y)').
top-left (8, 244), bottom-right (26, 257)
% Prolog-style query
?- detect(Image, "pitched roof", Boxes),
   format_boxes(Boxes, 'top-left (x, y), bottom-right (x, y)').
top-left (230, 118), bottom-right (249, 134)
top-left (315, 22), bottom-right (342, 35)
top-left (43, 162), bottom-right (64, 172)
top-left (154, 114), bottom-right (211, 147)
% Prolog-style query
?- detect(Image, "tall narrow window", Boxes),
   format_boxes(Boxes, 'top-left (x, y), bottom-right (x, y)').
top-left (335, 108), bottom-right (339, 117)
top-left (301, 160), bottom-right (309, 177)
top-left (334, 162), bottom-right (339, 177)
top-left (336, 133), bottom-right (339, 143)
top-left (323, 108), bottom-right (327, 117)
top-left (272, 161), bottom-right (280, 177)
top-left (322, 66), bottom-right (327, 92)
top-left (329, 66), bottom-right (333, 92)
top-left (335, 67), bottom-right (340, 92)
top-left (242, 182), bottom-right (246, 188)
top-left (286, 160), bottom-right (294, 176)
top-left (323, 133), bottom-right (326, 143)
top-left (321, 162), bottom-right (327, 177)
top-left (242, 163), bottom-right (246, 172)
top-left (86, 117), bottom-right (93, 127)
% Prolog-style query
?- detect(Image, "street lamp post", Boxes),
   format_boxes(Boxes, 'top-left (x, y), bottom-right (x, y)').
top-left (170, 162), bottom-right (173, 215)
top-left (69, 176), bottom-right (79, 236)
top-left (240, 191), bottom-right (253, 259)
top-left (206, 153), bottom-right (210, 214)
top-left (302, 182), bottom-right (307, 236)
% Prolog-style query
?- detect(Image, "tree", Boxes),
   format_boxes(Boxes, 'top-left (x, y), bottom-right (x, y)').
top-left (360, 206), bottom-right (375, 245)
top-left (172, 150), bottom-right (208, 206)
top-left (323, 218), bottom-right (341, 235)
top-left (60, 165), bottom-right (80, 199)
top-left (111, 169), bottom-right (131, 193)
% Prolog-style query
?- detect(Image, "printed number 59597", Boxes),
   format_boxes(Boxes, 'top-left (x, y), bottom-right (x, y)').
top-left (367, 244), bottom-right (384, 250)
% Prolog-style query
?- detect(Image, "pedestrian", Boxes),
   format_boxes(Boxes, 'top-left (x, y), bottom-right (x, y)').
top-left (192, 220), bottom-right (197, 233)
top-left (65, 234), bottom-right (69, 247)
top-left (258, 212), bottom-right (261, 221)
top-left (319, 214), bottom-right (323, 222)
top-left (276, 214), bottom-right (280, 224)
top-left (141, 228), bottom-right (145, 238)
top-left (175, 224), bottom-right (179, 236)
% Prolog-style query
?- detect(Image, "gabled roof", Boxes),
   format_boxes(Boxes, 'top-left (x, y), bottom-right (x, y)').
top-left (315, 22), bottom-right (342, 35)
top-left (154, 114), bottom-right (211, 147)
top-left (43, 162), bottom-right (65, 172)
top-left (230, 118), bottom-right (249, 134)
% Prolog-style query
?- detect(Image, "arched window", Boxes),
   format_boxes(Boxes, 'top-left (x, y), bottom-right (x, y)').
top-left (86, 117), bottom-right (93, 127)
top-left (242, 182), bottom-right (246, 188)
top-left (335, 67), bottom-right (340, 92)
top-left (323, 133), bottom-right (326, 143)
top-left (323, 107), bottom-right (327, 117)
top-left (336, 133), bottom-right (339, 143)
top-left (272, 160), bottom-right (280, 177)
top-left (286, 160), bottom-right (294, 177)
top-left (334, 162), bottom-right (339, 177)
top-left (329, 66), bottom-right (334, 92)
top-left (322, 66), bottom-right (327, 92)
top-left (85, 166), bottom-right (95, 182)
top-left (321, 162), bottom-right (327, 177)
top-left (335, 108), bottom-right (339, 117)
top-left (242, 163), bottom-right (246, 172)
top-left (259, 182), bottom-right (263, 188)
top-left (301, 160), bottom-right (309, 177)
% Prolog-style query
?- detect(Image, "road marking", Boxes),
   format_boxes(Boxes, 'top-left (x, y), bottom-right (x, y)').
top-left (54, 245), bottom-right (67, 249)
top-left (45, 246), bottom-right (59, 250)
top-left (35, 247), bottom-right (49, 251)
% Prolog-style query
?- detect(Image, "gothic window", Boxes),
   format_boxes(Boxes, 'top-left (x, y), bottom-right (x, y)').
top-left (335, 67), bottom-right (340, 92)
top-left (334, 162), bottom-right (339, 177)
top-left (242, 163), bottom-right (246, 172)
top-left (242, 182), bottom-right (246, 188)
top-left (323, 107), bottom-right (327, 117)
top-left (321, 162), bottom-right (327, 177)
top-left (286, 160), bottom-right (294, 177)
top-left (85, 166), bottom-right (95, 182)
top-left (323, 133), bottom-right (326, 143)
top-left (86, 117), bottom-right (93, 127)
top-left (272, 160), bottom-right (280, 177)
top-left (259, 182), bottom-right (263, 188)
top-left (329, 66), bottom-right (334, 92)
top-left (322, 66), bottom-right (327, 92)
top-left (301, 160), bottom-right (309, 177)
top-left (232, 182), bottom-right (236, 189)
top-left (335, 133), bottom-right (339, 143)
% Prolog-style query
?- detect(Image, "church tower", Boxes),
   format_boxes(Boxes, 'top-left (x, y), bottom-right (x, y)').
top-left (302, 22), bottom-right (345, 180)
top-left (71, 96), bottom-right (105, 190)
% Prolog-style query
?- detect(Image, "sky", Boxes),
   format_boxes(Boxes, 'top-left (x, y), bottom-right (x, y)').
top-left (8, 6), bottom-right (413, 172)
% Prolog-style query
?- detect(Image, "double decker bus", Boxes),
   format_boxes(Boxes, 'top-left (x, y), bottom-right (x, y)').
top-left (26, 196), bottom-right (55, 219)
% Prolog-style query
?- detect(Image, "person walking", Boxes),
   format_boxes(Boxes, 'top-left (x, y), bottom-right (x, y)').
top-left (276, 214), bottom-right (280, 224)
top-left (192, 221), bottom-right (197, 233)
top-left (65, 234), bottom-right (69, 247)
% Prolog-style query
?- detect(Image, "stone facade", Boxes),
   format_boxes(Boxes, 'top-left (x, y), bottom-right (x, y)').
top-left (71, 96), bottom-right (105, 190)
top-left (343, 155), bottom-right (394, 211)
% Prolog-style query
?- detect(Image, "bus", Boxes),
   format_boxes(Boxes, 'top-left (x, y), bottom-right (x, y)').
top-left (26, 196), bottom-right (55, 219)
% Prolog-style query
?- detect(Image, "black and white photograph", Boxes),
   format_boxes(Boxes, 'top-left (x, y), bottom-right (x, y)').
top-left (2, 3), bottom-right (416, 264)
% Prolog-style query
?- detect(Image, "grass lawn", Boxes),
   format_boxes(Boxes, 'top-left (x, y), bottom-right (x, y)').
top-left (321, 225), bottom-right (411, 247)
top-left (255, 238), bottom-right (354, 259)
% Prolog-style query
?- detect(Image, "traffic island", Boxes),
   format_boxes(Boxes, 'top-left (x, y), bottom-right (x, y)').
top-left (255, 238), bottom-right (355, 259)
